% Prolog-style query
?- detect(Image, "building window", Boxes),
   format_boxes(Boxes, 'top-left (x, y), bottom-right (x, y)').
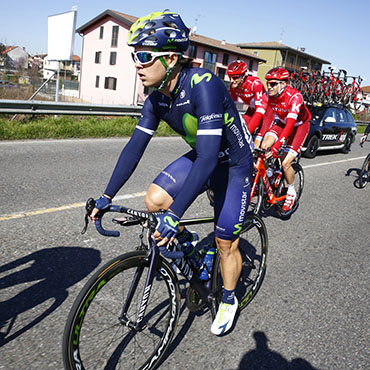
top-left (95, 51), bottom-right (102, 64)
top-left (104, 77), bottom-right (117, 90)
top-left (218, 68), bottom-right (226, 80)
top-left (111, 26), bottom-right (119, 47)
top-left (222, 53), bottom-right (229, 66)
top-left (253, 51), bottom-right (258, 56)
top-left (95, 75), bottom-right (100, 88)
top-left (110, 52), bottom-right (117, 65)
top-left (203, 51), bottom-right (217, 73)
top-left (99, 26), bottom-right (104, 39)
top-left (249, 60), bottom-right (254, 71)
top-left (188, 45), bottom-right (197, 58)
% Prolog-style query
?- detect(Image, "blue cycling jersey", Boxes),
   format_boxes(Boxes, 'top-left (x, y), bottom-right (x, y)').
top-left (104, 67), bottom-right (253, 217)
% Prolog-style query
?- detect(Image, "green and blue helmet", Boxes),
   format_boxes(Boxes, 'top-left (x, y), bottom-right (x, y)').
top-left (127, 11), bottom-right (190, 52)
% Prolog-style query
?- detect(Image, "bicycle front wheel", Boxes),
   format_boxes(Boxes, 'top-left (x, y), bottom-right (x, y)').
top-left (359, 154), bottom-right (370, 188)
top-left (62, 251), bottom-right (180, 370)
top-left (212, 213), bottom-right (268, 312)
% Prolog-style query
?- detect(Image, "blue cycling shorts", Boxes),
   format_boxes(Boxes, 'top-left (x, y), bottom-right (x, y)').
top-left (152, 150), bottom-right (252, 240)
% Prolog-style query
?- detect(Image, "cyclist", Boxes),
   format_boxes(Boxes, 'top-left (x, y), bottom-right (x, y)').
top-left (90, 11), bottom-right (254, 335)
top-left (360, 122), bottom-right (370, 146)
top-left (248, 67), bottom-right (311, 212)
top-left (227, 60), bottom-right (275, 141)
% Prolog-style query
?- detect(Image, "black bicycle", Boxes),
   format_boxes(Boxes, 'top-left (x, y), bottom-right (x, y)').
top-left (62, 198), bottom-right (268, 370)
top-left (359, 139), bottom-right (370, 188)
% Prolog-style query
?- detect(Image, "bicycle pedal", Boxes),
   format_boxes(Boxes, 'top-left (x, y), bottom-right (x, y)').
top-left (112, 217), bottom-right (141, 226)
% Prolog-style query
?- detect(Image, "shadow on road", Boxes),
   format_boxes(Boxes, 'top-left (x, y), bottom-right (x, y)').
top-left (345, 167), bottom-right (368, 189)
top-left (0, 246), bottom-right (101, 346)
top-left (239, 331), bottom-right (318, 370)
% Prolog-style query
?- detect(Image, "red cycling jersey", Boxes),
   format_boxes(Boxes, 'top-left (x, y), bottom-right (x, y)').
top-left (230, 75), bottom-right (275, 135)
top-left (229, 75), bottom-right (265, 109)
top-left (248, 85), bottom-right (311, 152)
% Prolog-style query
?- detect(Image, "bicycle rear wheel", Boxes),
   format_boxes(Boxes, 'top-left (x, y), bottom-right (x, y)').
top-left (276, 162), bottom-right (304, 218)
top-left (359, 154), bottom-right (370, 188)
top-left (211, 213), bottom-right (268, 312)
top-left (62, 251), bottom-right (180, 370)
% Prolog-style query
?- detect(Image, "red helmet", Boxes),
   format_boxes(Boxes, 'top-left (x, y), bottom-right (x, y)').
top-left (227, 60), bottom-right (248, 77)
top-left (265, 68), bottom-right (290, 81)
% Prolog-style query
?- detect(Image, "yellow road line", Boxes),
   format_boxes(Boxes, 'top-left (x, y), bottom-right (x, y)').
top-left (0, 191), bottom-right (146, 222)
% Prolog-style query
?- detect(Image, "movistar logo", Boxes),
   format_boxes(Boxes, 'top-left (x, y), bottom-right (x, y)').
top-left (233, 223), bottom-right (243, 235)
top-left (224, 113), bottom-right (234, 127)
top-left (191, 73), bottom-right (212, 88)
top-left (164, 216), bottom-right (179, 227)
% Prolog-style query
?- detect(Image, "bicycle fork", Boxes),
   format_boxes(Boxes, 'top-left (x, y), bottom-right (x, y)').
top-left (118, 244), bottom-right (161, 332)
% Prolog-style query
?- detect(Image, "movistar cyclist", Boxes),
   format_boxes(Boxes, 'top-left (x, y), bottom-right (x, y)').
top-left (90, 11), bottom-right (253, 335)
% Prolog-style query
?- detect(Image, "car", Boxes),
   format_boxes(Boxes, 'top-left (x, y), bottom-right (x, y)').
top-left (302, 104), bottom-right (357, 158)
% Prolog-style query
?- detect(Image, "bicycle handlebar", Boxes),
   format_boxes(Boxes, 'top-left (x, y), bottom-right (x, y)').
top-left (82, 198), bottom-right (160, 238)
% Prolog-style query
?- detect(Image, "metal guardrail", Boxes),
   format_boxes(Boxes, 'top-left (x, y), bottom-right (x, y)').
top-left (0, 99), bottom-right (143, 116)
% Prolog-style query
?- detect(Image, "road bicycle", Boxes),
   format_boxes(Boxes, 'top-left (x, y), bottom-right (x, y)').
top-left (359, 139), bottom-right (370, 188)
top-left (62, 198), bottom-right (268, 370)
top-left (250, 148), bottom-right (304, 217)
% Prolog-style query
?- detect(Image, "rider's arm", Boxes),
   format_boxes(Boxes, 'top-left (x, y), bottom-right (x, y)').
top-left (169, 76), bottom-right (224, 218)
top-left (364, 123), bottom-right (370, 136)
top-left (271, 93), bottom-right (303, 152)
top-left (104, 96), bottom-right (160, 198)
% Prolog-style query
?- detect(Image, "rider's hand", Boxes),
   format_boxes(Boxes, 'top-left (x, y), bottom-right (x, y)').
top-left (360, 135), bottom-right (367, 145)
top-left (266, 146), bottom-right (279, 159)
top-left (155, 210), bottom-right (180, 246)
top-left (90, 195), bottom-right (111, 221)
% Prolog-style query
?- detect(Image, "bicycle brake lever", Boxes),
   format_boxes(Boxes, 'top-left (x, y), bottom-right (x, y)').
top-left (81, 198), bottom-right (96, 235)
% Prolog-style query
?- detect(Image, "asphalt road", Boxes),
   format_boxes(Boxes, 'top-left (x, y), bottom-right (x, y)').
top-left (0, 136), bottom-right (369, 370)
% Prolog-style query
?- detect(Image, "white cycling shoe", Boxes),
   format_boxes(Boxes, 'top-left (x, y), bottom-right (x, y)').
top-left (211, 297), bottom-right (238, 335)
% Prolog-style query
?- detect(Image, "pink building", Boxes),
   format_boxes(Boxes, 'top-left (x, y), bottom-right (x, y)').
top-left (76, 10), bottom-right (265, 106)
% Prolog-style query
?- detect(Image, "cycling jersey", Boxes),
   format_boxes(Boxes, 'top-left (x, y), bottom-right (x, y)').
top-left (229, 75), bottom-right (275, 136)
top-left (104, 67), bottom-right (253, 223)
top-left (248, 85), bottom-right (311, 150)
top-left (229, 75), bottom-right (265, 109)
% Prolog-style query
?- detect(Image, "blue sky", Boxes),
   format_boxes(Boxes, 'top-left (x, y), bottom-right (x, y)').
top-left (1, 0), bottom-right (369, 85)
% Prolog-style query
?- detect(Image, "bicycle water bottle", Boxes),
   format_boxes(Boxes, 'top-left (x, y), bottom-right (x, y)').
top-left (180, 241), bottom-right (202, 270)
top-left (199, 247), bottom-right (215, 280)
top-left (266, 167), bottom-right (274, 178)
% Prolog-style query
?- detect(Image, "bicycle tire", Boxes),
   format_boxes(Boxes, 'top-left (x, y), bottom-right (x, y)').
top-left (211, 213), bottom-right (268, 312)
top-left (62, 251), bottom-right (180, 370)
top-left (359, 153), bottom-right (370, 188)
top-left (276, 162), bottom-right (304, 218)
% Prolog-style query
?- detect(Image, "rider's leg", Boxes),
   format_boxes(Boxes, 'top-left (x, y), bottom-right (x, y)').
top-left (260, 133), bottom-right (276, 150)
top-left (281, 152), bottom-right (296, 185)
top-left (215, 237), bottom-right (242, 294)
top-left (145, 183), bottom-right (173, 211)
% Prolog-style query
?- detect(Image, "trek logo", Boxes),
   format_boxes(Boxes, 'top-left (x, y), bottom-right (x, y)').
top-left (164, 216), bottom-right (179, 228)
top-left (322, 134), bottom-right (339, 140)
top-left (191, 72), bottom-right (212, 88)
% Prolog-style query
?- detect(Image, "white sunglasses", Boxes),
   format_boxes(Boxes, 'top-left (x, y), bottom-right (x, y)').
top-left (131, 51), bottom-right (181, 65)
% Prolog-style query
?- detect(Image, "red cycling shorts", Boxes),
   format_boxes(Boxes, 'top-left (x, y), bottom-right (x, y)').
top-left (266, 119), bottom-right (310, 157)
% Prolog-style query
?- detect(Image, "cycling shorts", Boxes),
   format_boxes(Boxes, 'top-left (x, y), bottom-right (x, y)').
top-left (265, 119), bottom-right (310, 157)
top-left (152, 150), bottom-right (253, 240)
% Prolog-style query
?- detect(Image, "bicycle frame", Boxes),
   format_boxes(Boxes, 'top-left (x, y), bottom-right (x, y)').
top-left (94, 204), bottom-right (219, 330)
top-left (251, 153), bottom-right (286, 207)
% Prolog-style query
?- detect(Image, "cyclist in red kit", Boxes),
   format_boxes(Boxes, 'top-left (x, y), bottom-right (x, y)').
top-left (248, 68), bottom-right (311, 212)
top-left (227, 60), bottom-right (275, 141)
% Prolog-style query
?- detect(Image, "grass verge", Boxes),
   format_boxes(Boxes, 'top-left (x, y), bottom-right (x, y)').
top-left (0, 116), bottom-right (177, 140)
